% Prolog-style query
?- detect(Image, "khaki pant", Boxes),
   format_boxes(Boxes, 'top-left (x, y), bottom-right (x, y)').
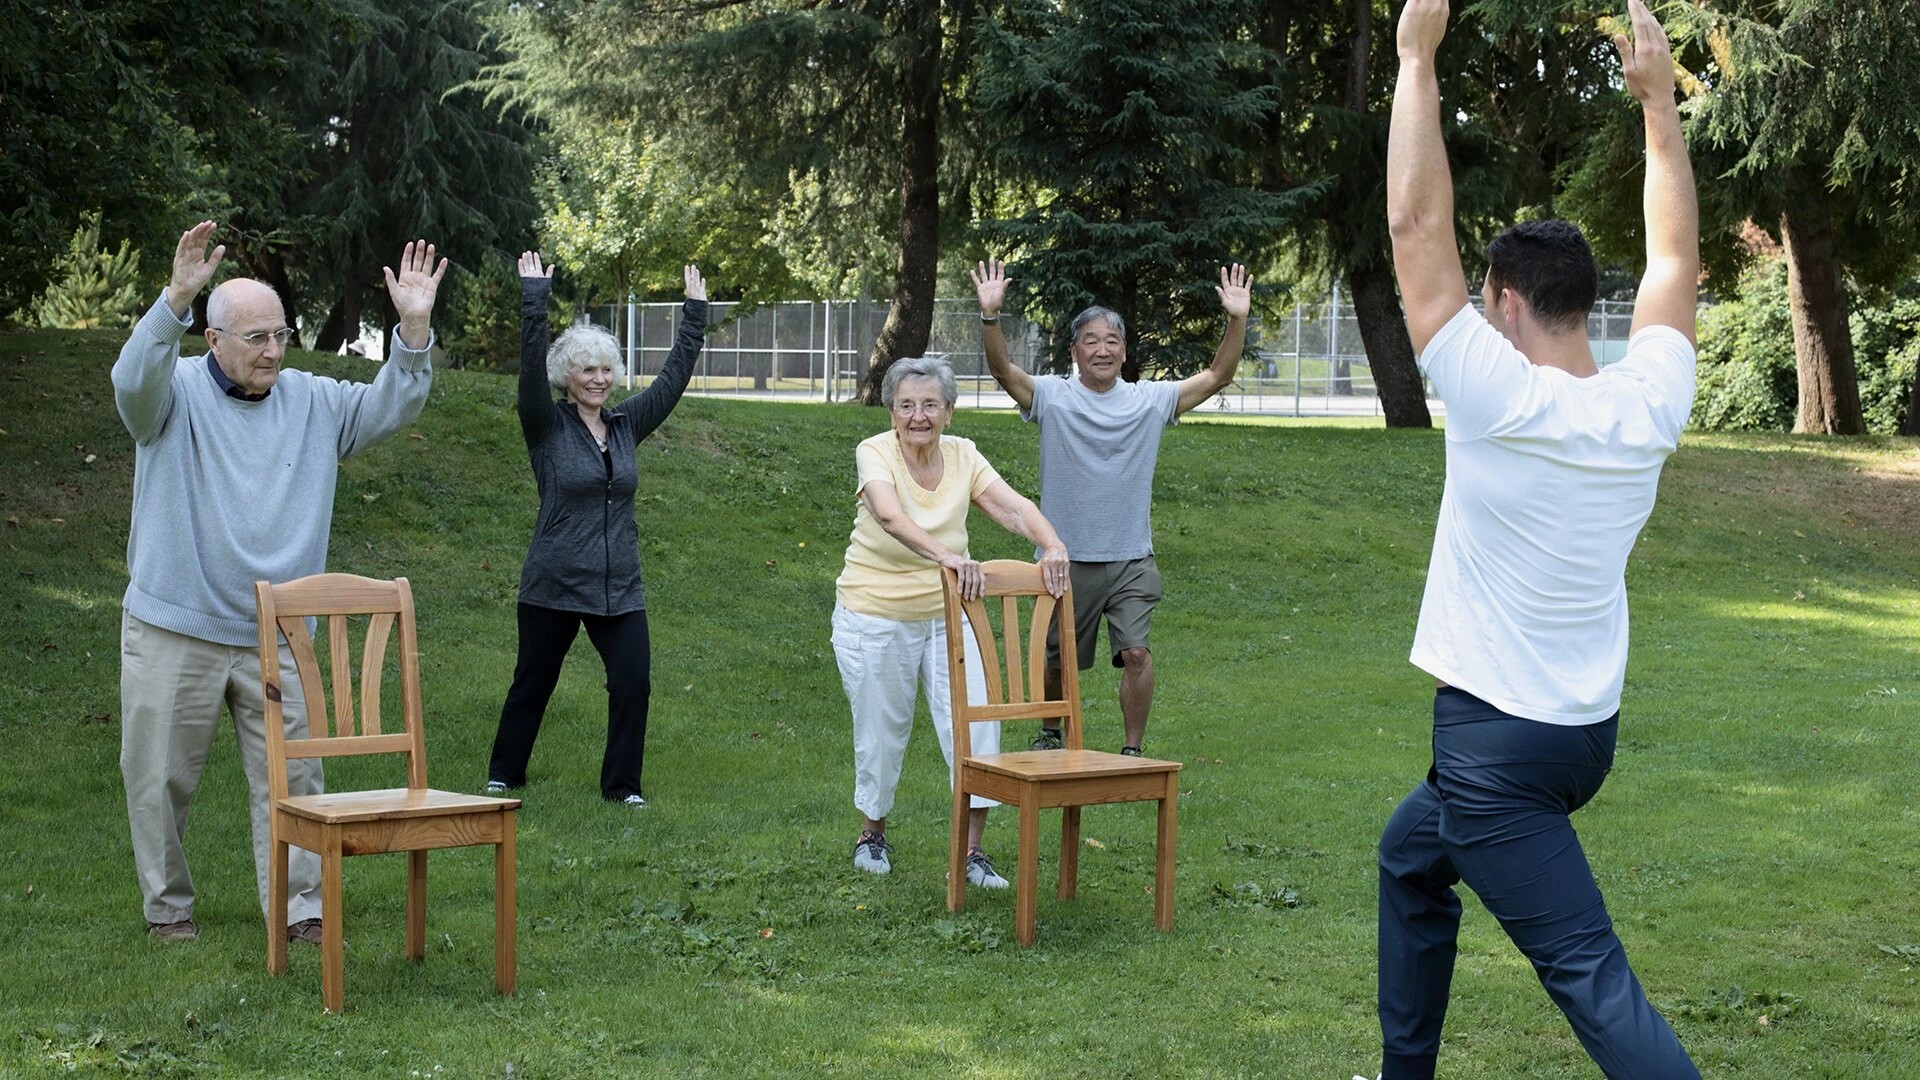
top-left (120, 610), bottom-right (323, 927)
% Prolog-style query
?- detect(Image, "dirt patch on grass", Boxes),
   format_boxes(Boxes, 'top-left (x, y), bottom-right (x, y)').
top-left (1670, 436), bottom-right (1920, 537)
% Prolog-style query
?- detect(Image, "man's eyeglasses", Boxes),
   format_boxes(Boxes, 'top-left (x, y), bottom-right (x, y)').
top-left (213, 326), bottom-right (295, 349)
top-left (891, 400), bottom-right (947, 417)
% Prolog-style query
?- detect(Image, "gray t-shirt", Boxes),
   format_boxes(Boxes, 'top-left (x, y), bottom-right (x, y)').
top-left (1022, 374), bottom-right (1181, 562)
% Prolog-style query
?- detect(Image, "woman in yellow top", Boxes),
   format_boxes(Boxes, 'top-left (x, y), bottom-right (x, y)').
top-left (833, 356), bottom-right (1070, 887)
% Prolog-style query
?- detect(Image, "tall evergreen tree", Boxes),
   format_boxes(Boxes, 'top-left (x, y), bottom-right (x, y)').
top-left (976, 0), bottom-right (1283, 379)
top-left (1681, 0), bottom-right (1920, 435)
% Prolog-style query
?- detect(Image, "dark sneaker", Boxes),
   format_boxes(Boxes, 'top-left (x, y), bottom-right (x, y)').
top-left (853, 830), bottom-right (892, 875)
top-left (1119, 746), bottom-right (1143, 757)
top-left (148, 919), bottom-right (198, 942)
top-left (287, 918), bottom-right (324, 945)
top-left (965, 848), bottom-right (1009, 889)
top-left (1028, 728), bottom-right (1064, 751)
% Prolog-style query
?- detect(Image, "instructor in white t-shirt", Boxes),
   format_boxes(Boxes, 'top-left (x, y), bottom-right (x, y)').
top-left (1366, 2), bottom-right (1702, 1078)
top-left (973, 259), bottom-right (1250, 758)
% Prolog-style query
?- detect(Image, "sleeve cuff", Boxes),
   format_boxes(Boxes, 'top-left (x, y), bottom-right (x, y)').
top-left (142, 291), bottom-right (194, 340)
top-left (387, 328), bottom-right (436, 368)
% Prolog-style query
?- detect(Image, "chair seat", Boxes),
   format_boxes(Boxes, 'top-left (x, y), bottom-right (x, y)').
top-left (966, 748), bottom-right (1182, 782)
top-left (277, 788), bottom-right (521, 825)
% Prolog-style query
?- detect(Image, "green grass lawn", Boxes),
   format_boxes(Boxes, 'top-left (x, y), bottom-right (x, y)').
top-left (3, 328), bottom-right (1918, 1077)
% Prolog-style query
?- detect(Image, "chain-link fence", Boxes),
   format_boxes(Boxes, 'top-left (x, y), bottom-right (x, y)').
top-left (585, 293), bottom-right (1639, 416)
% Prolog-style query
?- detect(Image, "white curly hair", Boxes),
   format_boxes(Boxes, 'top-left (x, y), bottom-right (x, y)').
top-left (546, 322), bottom-right (626, 393)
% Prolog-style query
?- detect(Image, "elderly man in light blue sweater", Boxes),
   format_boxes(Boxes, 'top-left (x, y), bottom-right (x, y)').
top-left (113, 221), bottom-right (447, 944)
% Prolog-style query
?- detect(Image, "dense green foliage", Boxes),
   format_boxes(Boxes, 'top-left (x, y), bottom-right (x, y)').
top-left (441, 251), bottom-right (522, 373)
top-left (5, 327), bottom-right (1920, 1075)
top-left (975, 0), bottom-right (1282, 377)
top-left (1696, 259), bottom-right (1917, 434)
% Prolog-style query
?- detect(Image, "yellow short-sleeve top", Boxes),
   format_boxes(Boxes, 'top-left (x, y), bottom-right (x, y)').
top-left (834, 431), bottom-right (1001, 621)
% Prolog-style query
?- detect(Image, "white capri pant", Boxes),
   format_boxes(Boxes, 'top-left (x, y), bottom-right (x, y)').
top-left (831, 603), bottom-right (1000, 818)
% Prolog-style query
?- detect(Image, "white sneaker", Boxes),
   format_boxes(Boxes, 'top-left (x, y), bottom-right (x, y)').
top-left (484, 780), bottom-right (508, 795)
top-left (622, 794), bottom-right (647, 808)
top-left (965, 849), bottom-right (1009, 889)
top-left (853, 831), bottom-right (892, 874)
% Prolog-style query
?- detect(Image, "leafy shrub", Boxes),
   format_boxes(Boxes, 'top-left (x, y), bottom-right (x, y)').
top-left (1849, 287), bottom-right (1919, 434)
top-left (31, 213), bottom-right (143, 330)
top-left (1694, 259), bottom-right (1795, 432)
top-left (442, 251), bottom-right (521, 372)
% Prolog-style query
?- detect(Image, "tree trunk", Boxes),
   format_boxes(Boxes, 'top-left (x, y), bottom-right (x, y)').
top-left (859, 0), bottom-right (941, 405)
top-left (1349, 262), bottom-right (1431, 427)
top-left (244, 248), bottom-right (305, 349)
top-left (312, 268), bottom-right (363, 354)
top-left (1780, 171), bottom-right (1865, 435)
top-left (1903, 360), bottom-right (1920, 436)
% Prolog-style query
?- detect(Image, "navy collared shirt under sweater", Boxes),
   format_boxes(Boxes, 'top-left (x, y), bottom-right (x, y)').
top-left (515, 276), bottom-right (706, 615)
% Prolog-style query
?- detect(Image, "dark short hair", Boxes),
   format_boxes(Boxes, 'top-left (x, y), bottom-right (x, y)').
top-left (1485, 220), bottom-right (1596, 334)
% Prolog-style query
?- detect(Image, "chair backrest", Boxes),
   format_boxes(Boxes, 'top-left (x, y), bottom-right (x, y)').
top-left (940, 560), bottom-right (1084, 760)
top-left (254, 573), bottom-right (429, 801)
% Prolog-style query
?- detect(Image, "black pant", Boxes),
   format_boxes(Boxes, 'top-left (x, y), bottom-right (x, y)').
top-left (488, 603), bottom-right (652, 800)
top-left (1376, 689), bottom-right (1696, 1080)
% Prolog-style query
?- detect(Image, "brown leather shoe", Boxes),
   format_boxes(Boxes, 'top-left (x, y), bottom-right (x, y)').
top-left (287, 918), bottom-right (324, 945)
top-left (148, 919), bottom-right (198, 942)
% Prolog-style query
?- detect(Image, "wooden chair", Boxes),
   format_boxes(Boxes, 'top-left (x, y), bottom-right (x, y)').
top-left (254, 573), bottom-right (520, 1012)
top-left (942, 560), bottom-right (1181, 946)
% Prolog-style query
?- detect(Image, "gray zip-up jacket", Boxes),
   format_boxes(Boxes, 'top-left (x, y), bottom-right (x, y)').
top-left (516, 276), bottom-right (706, 614)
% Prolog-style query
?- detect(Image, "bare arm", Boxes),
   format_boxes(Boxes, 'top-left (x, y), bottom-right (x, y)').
top-left (1176, 264), bottom-right (1252, 415)
top-left (1616, 0), bottom-right (1699, 344)
top-left (971, 259), bottom-right (1034, 411)
top-left (1386, 0), bottom-right (1470, 355)
top-left (972, 478), bottom-right (1070, 597)
top-left (860, 479), bottom-right (989, 599)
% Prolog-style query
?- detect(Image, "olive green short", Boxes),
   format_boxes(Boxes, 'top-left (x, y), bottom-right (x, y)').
top-left (1047, 556), bottom-right (1163, 671)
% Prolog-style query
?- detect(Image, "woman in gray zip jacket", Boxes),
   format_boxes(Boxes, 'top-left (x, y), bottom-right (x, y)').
top-left (486, 252), bottom-right (707, 806)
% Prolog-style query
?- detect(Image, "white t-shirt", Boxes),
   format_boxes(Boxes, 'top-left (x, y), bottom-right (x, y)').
top-left (1409, 304), bottom-right (1696, 725)
top-left (1022, 375), bottom-right (1182, 562)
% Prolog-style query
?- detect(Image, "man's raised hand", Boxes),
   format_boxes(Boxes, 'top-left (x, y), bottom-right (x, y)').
top-left (1614, 0), bottom-right (1677, 107)
top-left (167, 221), bottom-right (225, 319)
top-left (1397, 0), bottom-right (1450, 60)
top-left (1217, 264), bottom-right (1252, 321)
top-left (970, 259), bottom-right (1010, 320)
top-left (518, 251), bottom-right (553, 280)
top-left (384, 240), bottom-right (449, 350)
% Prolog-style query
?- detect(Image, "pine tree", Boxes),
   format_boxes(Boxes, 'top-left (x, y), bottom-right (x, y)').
top-left (31, 213), bottom-right (143, 330)
top-left (975, 0), bottom-right (1284, 379)
top-left (442, 251), bottom-right (521, 372)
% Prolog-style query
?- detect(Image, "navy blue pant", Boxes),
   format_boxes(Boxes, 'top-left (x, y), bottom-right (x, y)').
top-left (1376, 688), bottom-right (1697, 1080)
top-left (488, 604), bottom-right (652, 800)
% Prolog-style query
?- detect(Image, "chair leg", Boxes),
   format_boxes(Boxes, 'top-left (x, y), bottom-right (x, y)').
top-left (1058, 804), bottom-right (1081, 901)
top-left (406, 849), bottom-right (427, 962)
top-left (947, 784), bottom-right (969, 914)
top-left (1016, 791), bottom-right (1040, 947)
top-left (495, 813), bottom-right (517, 996)
top-left (268, 836), bottom-right (289, 976)
top-left (321, 834), bottom-right (346, 1013)
top-left (1154, 778), bottom-right (1177, 933)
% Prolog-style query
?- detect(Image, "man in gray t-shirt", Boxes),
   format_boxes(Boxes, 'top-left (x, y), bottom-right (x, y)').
top-left (972, 259), bottom-right (1251, 754)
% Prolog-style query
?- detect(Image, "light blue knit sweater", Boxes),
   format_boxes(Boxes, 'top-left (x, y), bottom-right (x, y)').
top-left (112, 295), bottom-right (434, 646)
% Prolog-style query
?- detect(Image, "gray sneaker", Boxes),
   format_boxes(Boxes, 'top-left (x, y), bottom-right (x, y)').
top-left (484, 780), bottom-right (508, 795)
top-left (965, 849), bottom-right (1009, 889)
top-left (147, 919), bottom-right (198, 943)
top-left (853, 831), bottom-right (892, 875)
top-left (1028, 727), bottom-right (1064, 751)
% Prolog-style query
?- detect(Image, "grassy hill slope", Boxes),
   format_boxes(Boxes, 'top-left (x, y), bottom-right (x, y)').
top-left (3, 328), bottom-right (1918, 1077)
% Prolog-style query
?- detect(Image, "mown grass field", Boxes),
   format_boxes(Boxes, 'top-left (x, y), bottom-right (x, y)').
top-left (3, 328), bottom-right (1918, 1077)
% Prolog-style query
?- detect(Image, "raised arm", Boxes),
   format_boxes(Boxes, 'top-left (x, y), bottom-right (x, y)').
top-left (971, 259), bottom-right (1034, 411)
top-left (383, 238), bottom-right (447, 352)
top-left (1176, 264), bottom-right (1252, 415)
top-left (516, 251), bottom-right (558, 449)
top-left (614, 264), bottom-right (708, 441)
top-left (335, 241), bottom-right (445, 459)
top-left (972, 478), bottom-right (1070, 597)
top-left (1616, 0), bottom-right (1698, 344)
top-left (112, 222), bottom-right (225, 443)
top-left (1387, 0), bottom-right (1471, 355)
